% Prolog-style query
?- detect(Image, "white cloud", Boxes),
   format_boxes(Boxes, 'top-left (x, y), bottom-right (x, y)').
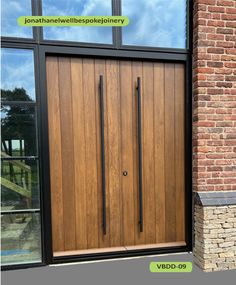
top-left (122, 0), bottom-right (186, 48)
top-left (1, 51), bottom-right (35, 99)
top-left (43, 0), bottom-right (112, 43)
top-left (1, 0), bottom-right (32, 38)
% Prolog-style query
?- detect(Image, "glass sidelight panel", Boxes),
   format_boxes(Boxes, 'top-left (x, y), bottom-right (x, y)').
top-left (1, 49), bottom-right (36, 101)
top-left (1, 213), bottom-right (41, 265)
top-left (1, 105), bottom-right (37, 156)
top-left (42, 0), bottom-right (113, 44)
top-left (1, 160), bottom-right (40, 210)
top-left (122, 0), bottom-right (187, 48)
top-left (1, 47), bottom-right (42, 266)
top-left (1, 0), bottom-right (33, 38)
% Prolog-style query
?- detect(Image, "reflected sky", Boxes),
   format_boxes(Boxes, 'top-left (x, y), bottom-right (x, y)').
top-left (1, 49), bottom-right (35, 101)
top-left (43, 0), bottom-right (113, 44)
top-left (122, 0), bottom-right (186, 48)
top-left (1, 0), bottom-right (33, 38)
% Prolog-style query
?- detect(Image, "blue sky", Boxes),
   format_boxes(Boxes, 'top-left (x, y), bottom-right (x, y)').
top-left (122, 0), bottom-right (186, 48)
top-left (1, 48), bottom-right (35, 100)
top-left (1, 0), bottom-right (186, 47)
top-left (43, 0), bottom-right (113, 43)
top-left (1, 0), bottom-right (33, 38)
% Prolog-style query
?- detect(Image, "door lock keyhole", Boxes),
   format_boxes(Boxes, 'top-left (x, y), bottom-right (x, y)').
top-left (123, 171), bottom-right (128, 176)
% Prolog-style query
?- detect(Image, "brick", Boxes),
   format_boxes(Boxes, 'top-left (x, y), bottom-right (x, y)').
top-left (226, 8), bottom-right (236, 14)
top-left (217, 0), bottom-right (234, 7)
top-left (216, 41), bottom-right (234, 48)
top-left (193, 1), bottom-right (236, 272)
top-left (224, 62), bottom-right (236, 68)
top-left (199, 0), bottom-right (216, 4)
top-left (208, 6), bottom-right (225, 12)
top-left (207, 33), bottom-right (224, 40)
top-left (226, 21), bottom-right (236, 28)
top-left (208, 20), bottom-right (225, 27)
top-left (207, 47), bottom-right (225, 54)
top-left (216, 27), bottom-right (234, 34)
top-left (221, 14), bottom-right (236, 21)
top-left (207, 61), bottom-right (223, 67)
top-left (216, 82), bottom-right (233, 88)
top-left (207, 88), bottom-right (224, 95)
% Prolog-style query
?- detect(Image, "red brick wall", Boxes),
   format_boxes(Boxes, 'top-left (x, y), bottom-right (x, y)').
top-left (193, 0), bottom-right (236, 192)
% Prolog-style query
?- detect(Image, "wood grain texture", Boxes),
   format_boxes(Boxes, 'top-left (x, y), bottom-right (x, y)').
top-left (131, 61), bottom-right (145, 246)
top-left (47, 57), bottom-right (186, 256)
top-left (142, 62), bottom-right (156, 244)
top-left (71, 58), bottom-right (87, 250)
top-left (46, 57), bottom-right (64, 252)
top-left (106, 60), bottom-right (122, 247)
top-left (174, 64), bottom-right (185, 242)
top-left (58, 57), bottom-right (76, 250)
top-left (164, 63), bottom-right (176, 242)
top-left (120, 60), bottom-right (135, 246)
top-left (154, 63), bottom-right (166, 243)
top-left (82, 58), bottom-right (99, 249)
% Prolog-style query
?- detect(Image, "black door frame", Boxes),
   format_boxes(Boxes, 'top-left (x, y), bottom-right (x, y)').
top-left (38, 45), bottom-right (193, 265)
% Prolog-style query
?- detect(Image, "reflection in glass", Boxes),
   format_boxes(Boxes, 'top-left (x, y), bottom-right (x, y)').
top-left (1, 213), bottom-right (41, 265)
top-left (1, 0), bottom-right (33, 38)
top-left (1, 105), bottom-right (37, 156)
top-left (43, 0), bottom-right (112, 44)
top-left (122, 0), bottom-right (186, 48)
top-left (1, 160), bottom-right (40, 210)
top-left (1, 49), bottom-right (36, 101)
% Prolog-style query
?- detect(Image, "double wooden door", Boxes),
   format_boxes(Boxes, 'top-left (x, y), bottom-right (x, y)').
top-left (46, 56), bottom-right (186, 257)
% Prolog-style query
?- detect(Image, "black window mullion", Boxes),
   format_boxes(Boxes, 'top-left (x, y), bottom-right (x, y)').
top-left (112, 0), bottom-right (122, 48)
top-left (32, 0), bottom-right (41, 43)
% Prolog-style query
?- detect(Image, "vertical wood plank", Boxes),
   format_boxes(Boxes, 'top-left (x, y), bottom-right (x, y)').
top-left (94, 59), bottom-right (110, 248)
top-left (131, 61), bottom-right (145, 245)
top-left (175, 64), bottom-right (186, 242)
top-left (164, 63), bottom-right (176, 242)
top-left (142, 62), bottom-right (156, 244)
top-left (71, 58), bottom-right (87, 249)
top-left (153, 63), bottom-right (166, 243)
top-left (83, 59), bottom-right (99, 249)
top-left (46, 57), bottom-right (64, 252)
top-left (58, 57), bottom-right (76, 250)
top-left (106, 60), bottom-right (122, 246)
top-left (120, 61), bottom-right (135, 246)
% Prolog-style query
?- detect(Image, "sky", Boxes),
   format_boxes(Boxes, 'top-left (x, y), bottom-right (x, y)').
top-left (1, 0), bottom-right (186, 48)
top-left (43, 0), bottom-right (113, 43)
top-left (1, 0), bottom-right (33, 38)
top-left (1, 48), bottom-right (36, 100)
top-left (122, 0), bottom-right (186, 48)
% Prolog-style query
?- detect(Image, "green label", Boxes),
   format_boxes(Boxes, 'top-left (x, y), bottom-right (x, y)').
top-left (150, 262), bottom-right (192, 273)
top-left (17, 16), bottom-right (129, 26)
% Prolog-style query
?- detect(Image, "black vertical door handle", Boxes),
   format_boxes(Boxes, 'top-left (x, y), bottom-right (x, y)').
top-left (136, 77), bottom-right (143, 232)
top-left (99, 75), bottom-right (106, 235)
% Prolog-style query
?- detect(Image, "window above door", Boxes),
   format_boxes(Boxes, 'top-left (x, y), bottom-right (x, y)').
top-left (42, 0), bottom-right (113, 44)
top-left (121, 0), bottom-right (187, 49)
top-left (1, 0), bottom-right (188, 51)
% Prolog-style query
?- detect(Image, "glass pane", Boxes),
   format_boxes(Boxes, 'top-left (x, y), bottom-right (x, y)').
top-left (122, 0), bottom-right (186, 48)
top-left (1, 0), bottom-right (33, 38)
top-left (1, 105), bottom-right (37, 156)
top-left (43, 0), bottom-right (112, 44)
top-left (1, 213), bottom-right (41, 265)
top-left (1, 48), bottom-right (36, 102)
top-left (1, 160), bottom-right (40, 210)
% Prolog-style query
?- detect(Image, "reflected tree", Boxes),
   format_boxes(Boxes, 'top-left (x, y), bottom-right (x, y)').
top-left (1, 88), bottom-right (36, 156)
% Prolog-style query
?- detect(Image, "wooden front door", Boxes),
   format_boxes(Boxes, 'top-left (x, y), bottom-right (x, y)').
top-left (46, 56), bottom-right (186, 257)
